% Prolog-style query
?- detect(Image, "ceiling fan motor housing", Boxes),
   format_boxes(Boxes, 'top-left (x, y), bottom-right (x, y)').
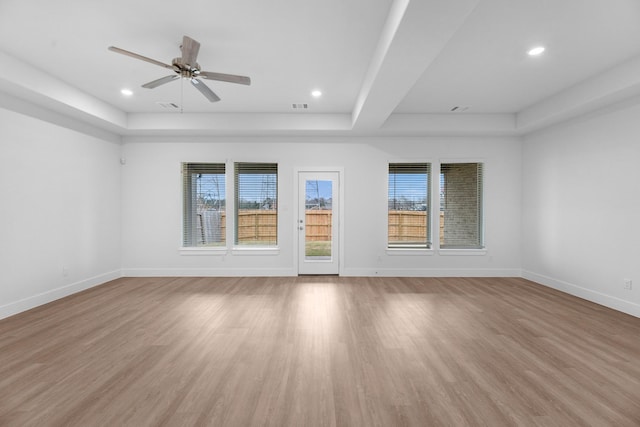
top-left (172, 57), bottom-right (200, 77)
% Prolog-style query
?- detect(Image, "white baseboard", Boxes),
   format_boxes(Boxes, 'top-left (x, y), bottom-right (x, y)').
top-left (522, 270), bottom-right (640, 318)
top-left (122, 267), bottom-right (297, 277)
top-left (341, 268), bottom-right (522, 277)
top-left (0, 270), bottom-right (123, 320)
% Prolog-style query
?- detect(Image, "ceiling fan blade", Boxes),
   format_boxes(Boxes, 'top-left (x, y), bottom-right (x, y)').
top-left (198, 71), bottom-right (251, 85)
top-left (108, 46), bottom-right (175, 70)
top-left (142, 75), bottom-right (179, 89)
top-left (181, 36), bottom-right (200, 68)
top-left (190, 78), bottom-right (220, 102)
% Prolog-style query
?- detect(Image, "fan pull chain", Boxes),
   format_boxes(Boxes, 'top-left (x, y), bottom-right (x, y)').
top-left (180, 77), bottom-right (184, 114)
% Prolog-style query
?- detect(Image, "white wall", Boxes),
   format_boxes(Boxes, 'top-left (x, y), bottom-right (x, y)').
top-left (522, 102), bottom-right (640, 317)
top-left (121, 136), bottom-right (522, 277)
top-left (0, 108), bottom-right (122, 319)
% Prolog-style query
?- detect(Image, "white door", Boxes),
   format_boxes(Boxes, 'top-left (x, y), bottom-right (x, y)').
top-left (298, 171), bottom-right (339, 275)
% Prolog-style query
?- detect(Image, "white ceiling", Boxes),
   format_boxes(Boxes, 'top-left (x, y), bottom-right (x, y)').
top-left (1, 0), bottom-right (640, 137)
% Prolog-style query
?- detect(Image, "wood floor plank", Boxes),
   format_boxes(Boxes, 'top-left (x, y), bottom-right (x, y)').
top-left (0, 276), bottom-right (639, 426)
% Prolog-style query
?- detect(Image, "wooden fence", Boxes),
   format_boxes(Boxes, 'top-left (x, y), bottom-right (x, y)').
top-left (388, 211), bottom-right (445, 243)
top-left (306, 211), bottom-right (444, 243)
top-left (388, 211), bottom-right (426, 243)
top-left (198, 210), bottom-right (330, 243)
top-left (236, 210), bottom-right (277, 243)
top-left (305, 210), bottom-right (332, 241)
top-left (196, 210), bottom-right (280, 244)
top-left (198, 210), bottom-right (444, 244)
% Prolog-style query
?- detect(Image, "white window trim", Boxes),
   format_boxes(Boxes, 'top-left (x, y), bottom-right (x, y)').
top-left (438, 248), bottom-right (487, 256)
top-left (179, 247), bottom-right (228, 256)
top-left (387, 159), bottom-right (433, 250)
top-left (233, 160), bottom-right (280, 248)
top-left (386, 248), bottom-right (434, 256)
top-left (181, 161), bottom-right (227, 249)
top-left (436, 159), bottom-right (486, 253)
top-left (231, 247), bottom-right (280, 256)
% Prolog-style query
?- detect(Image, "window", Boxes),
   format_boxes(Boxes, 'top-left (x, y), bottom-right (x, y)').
top-left (234, 162), bottom-right (278, 246)
top-left (182, 163), bottom-right (226, 247)
top-left (440, 162), bottom-right (484, 249)
top-left (388, 163), bottom-right (431, 248)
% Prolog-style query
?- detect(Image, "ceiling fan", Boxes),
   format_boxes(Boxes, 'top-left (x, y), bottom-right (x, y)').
top-left (108, 35), bottom-right (251, 102)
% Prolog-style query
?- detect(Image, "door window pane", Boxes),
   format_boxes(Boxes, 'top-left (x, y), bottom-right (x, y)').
top-left (305, 180), bottom-right (332, 259)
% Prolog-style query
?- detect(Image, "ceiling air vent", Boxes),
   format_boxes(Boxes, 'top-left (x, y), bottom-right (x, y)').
top-left (156, 101), bottom-right (180, 109)
top-left (292, 103), bottom-right (308, 109)
top-left (450, 106), bottom-right (470, 112)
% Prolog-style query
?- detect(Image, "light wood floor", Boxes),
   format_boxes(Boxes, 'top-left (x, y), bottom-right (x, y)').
top-left (0, 277), bottom-right (639, 426)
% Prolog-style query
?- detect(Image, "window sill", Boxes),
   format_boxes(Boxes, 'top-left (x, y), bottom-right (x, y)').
top-left (386, 248), bottom-right (434, 256)
top-left (231, 247), bottom-right (280, 256)
top-left (438, 248), bottom-right (487, 256)
top-left (179, 247), bottom-right (228, 256)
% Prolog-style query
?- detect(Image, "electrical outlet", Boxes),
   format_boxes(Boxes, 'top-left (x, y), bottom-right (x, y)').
top-left (623, 279), bottom-right (632, 290)
top-left (62, 266), bottom-right (69, 277)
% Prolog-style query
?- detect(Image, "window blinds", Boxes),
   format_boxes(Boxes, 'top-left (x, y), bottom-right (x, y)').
top-left (440, 162), bottom-right (483, 249)
top-left (388, 163), bottom-right (431, 248)
top-left (234, 162), bottom-right (278, 246)
top-left (182, 163), bottom-right (226, 247)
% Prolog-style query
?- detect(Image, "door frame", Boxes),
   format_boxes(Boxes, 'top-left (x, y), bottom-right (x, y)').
top-left (294, 167), bottom-right (344, 276)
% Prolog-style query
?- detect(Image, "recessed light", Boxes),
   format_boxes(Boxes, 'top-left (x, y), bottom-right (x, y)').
top-left (120, 88), bottom-right (133, 96)
top-left (528, 46), bottom-right (545, 56)
top-left (311, 90), bottom-right (322, 98)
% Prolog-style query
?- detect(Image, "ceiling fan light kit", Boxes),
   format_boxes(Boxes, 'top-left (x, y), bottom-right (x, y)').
top-left (108, 35), bottom-right (251, 103)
